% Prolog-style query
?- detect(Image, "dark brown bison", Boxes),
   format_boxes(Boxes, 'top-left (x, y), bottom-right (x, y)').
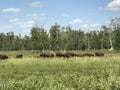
top-left (40, 53), bottom-right (54, 58)
top-left (64, 53), bottom-right (71, 58)
top-left (0, 54), bottom-right (8, 60)
top-left (83, 53), bottom-right (94, 57)
top-left (65, 52), bottom-right (77, 57)
top-left (95, 52), bottom-right (104, 57)
top-left (56, 52), bottom-right (64, 57)
top-left (77, 54), bottom-right (83, 57)
top-left (16, 54), bottom-right (23, 58)
top-left (56, 52), bottom-right (70, 58)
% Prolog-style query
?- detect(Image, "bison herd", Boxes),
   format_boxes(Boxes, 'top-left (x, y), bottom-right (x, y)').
top-left (39, 52), bottom-right (104, 58)
top-left (0, 52), bottom-right (104, 60)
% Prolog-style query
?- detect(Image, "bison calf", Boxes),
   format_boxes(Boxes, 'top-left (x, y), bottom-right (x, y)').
top-left (95, 52), bottom-right (104, 57)
top-left (16, 54), bottom-right (23, 58)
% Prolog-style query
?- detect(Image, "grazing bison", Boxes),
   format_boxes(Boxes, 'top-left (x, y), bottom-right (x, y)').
top-left (95, 52), bottom-right (104, 57)
top-left (16, 54), bottom-right (23, 58)
top-left (56, 52), bottom-right (64, 57)
top-left (65, 52), bottom-right (77, 57)
top-left (34, 55), bottom-right (40, 58)
top-left (56, 52), bottom-right (70, 58)
top-left (40, 53), bottom-right (54, 58)
top-left (64, 53), bottom-right (71, 58)
top-left (83, 53), bottom-right (94, 57)
top-left (77, 54), bottom-right (83, 57)
top-left (0, 54), bottom-right (8, 60)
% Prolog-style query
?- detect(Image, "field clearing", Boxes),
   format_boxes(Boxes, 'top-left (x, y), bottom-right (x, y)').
top-left (0, 50), bottom-right (120, 90)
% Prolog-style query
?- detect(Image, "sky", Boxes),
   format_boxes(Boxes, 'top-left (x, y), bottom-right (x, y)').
top-left (0, 0), bottom-right (120, 36)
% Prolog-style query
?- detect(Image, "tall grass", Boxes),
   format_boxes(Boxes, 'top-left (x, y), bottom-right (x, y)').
top-left (0, 50), bottom-right (120, 90)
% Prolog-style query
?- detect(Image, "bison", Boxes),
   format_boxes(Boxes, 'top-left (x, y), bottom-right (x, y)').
top-left (16, 54), bottom-right (23, 58)
top-left (95, 52), bottom-right (104, 57)
top-left (65, 52), bottom-right (77, 57)
top-left (77, 54), bottom-right (83, 57)
top-left (34, 55), bottom-right (40, 58)
top-left (56, 52), bottom-right (70, 58)
top-left (40, 53), bottom-right (54, 58)
top-left (56, 52), bottom-right (64, 57)
top-left (83, 53), bottom-right (94, 57)
top-left (0, 54), bottom-right (8, 60)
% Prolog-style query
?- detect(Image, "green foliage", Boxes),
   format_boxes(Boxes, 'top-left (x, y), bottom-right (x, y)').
top-left (99, 26), bottom-right (111, 49)
top-left (49, 23), bottom-right (61, 51)
top-left (0, 33), bottom-right (6, 50)
top-left (22, 35), bottom-right (33, 50)
top-left (13, 34), bottom-right (23, 50)
top-left (90, 31), bottom-right (101, 49)
top-left (114, 29), bottom-right (120, 50)
top-left (0, 17), bottom-right (120, 51)
top-left (111, 18), bottom-right (120, 50)
top-left (30, 26), bottom-right (49, 50)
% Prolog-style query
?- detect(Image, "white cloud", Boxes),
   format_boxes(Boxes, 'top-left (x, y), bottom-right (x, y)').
top-left (3, 8), bottom-right (21, 13)
top-left (101, 0), bottom-right (120, 11)
top-left (29, 1), bottom-right (45, 8)
top-left (61, 13), bottom-right (70, 17)
top-left (82, 23), bottom-right (100, 27)
top-left (70, 18), bottom-right (100, 28)
top-left (25, 29), bottom-right (31, 32)
top-left (9, 19), bottom-right (35, 35)
top-left (27, 13), bottom-right (45, 18)
top-left (9, 19), bottom-right (22, 25)
top-left (89, 24), bottom-right (100, 27)
top-left (71, 18), bottom-right (83, 24)
top-left (9, 19), bottom-right (35, 28)
top-left (82, 24), bottom-right (88, 27)
top-left (23, 21), bottom-right (35, 28)
top-left (9, 19), bottom-right (20, 23)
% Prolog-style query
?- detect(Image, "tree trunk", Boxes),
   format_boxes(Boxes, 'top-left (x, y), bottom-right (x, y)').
top-left (109, 35), bottom-right (114, 51)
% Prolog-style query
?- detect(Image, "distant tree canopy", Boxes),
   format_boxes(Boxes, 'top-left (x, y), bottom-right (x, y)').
top-left (0, 18), bottom-right (120, 51)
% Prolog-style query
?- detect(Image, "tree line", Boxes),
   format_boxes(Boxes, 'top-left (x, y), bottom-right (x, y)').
top-left (0, 18), bottom-right (120, 51)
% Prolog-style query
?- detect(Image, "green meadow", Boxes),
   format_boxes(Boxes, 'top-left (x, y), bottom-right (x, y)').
top-left (0, 50), bottom-right (120, 90)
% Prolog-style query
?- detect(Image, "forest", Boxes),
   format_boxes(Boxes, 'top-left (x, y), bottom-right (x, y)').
top-left (0, 18), bottom-right (120, 51)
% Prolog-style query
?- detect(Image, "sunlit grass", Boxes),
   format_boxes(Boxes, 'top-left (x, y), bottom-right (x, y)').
top-left (0, 50), bottom-right (120, 89)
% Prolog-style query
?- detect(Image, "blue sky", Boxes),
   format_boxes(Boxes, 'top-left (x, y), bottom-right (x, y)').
top-left (0, 0), bottom-right (120, 36)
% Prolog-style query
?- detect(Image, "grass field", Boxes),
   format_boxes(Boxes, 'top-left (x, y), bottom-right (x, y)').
top-left (0, 50), bottom-right (120, 90)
